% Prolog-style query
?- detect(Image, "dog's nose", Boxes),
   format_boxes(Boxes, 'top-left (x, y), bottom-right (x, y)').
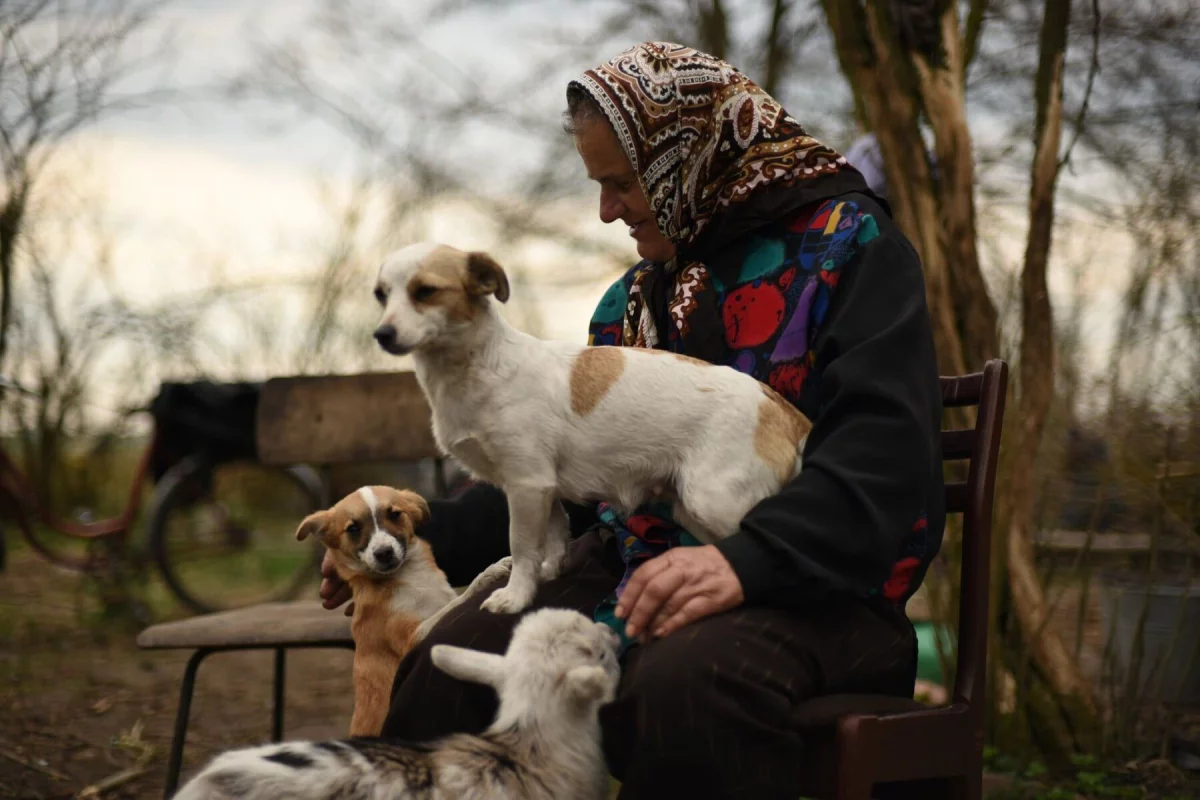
top-left (373, 325), bottom-right (397, 348)
top-left (374, 547), bottom-right (397, 565)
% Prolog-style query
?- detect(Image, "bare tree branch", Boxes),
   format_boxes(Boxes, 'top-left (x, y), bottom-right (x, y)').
top-left (1058, 0), bottom-right (1101, 172)
top-left (0, 0), bottom-right (169, 374)
top-left (962, 0), bottom-right (989, 76)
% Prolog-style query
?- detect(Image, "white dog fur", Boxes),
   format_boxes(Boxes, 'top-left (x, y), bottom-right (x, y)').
top-left (173, 608), bottom-right (621, 800)
top-left (372, 242), bottom-right (812, 615)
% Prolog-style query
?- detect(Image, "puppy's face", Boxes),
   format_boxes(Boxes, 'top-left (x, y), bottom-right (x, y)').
top-left (296, 486), bottom-right (430, 579)
top-left (372, 243), bottom-right (510, 356)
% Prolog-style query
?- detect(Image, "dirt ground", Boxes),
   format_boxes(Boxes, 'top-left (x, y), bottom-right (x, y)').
top-left (0, 549), bottom-right (353, 799)
top-left (3, 548), bottom-right (1198, 800)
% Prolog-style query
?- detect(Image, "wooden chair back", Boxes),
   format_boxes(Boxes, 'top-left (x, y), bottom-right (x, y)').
top-left (940, 359), bottom-right (1009, 726)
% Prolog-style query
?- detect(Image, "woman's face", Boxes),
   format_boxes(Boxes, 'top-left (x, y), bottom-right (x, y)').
top-left (573, 118), bottom-right (676, 263)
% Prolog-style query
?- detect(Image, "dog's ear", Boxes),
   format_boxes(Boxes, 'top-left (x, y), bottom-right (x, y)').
top-left (562, 665), bottom-right (614, 707)
top-left (431, 645), bottom-right (506, 689)
top-left (295, 510), bottom-right (330, 542)
top-left (377, 487), bottom-right (430, 527)
top-left (396, 490), bottom-right (430, 526)
top-left (465, 252), bottom-right (510, 303)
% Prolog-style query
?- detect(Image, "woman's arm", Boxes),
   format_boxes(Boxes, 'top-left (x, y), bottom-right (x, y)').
top-left (716, 212), bottom-right (943, 606)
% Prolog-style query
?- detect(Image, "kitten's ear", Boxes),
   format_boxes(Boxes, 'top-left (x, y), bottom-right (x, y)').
top-left (295, 510), bottom-right (330, 542)
top-left (562, 665), bottom-right (615, 707)
top-left (431, 645), bottom-right (506, 689)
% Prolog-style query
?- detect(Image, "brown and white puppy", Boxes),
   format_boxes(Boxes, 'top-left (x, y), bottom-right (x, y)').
top-left (296, 485), bottom-right (510, 736)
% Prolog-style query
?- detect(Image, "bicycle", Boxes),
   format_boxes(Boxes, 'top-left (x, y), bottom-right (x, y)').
top-left (0, 378), bottom-right (328, 615)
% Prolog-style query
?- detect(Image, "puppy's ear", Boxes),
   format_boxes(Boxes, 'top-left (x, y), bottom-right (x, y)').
top-left (431, 645), bottom-right (506, 690)
top-left (295, 510), bottom-right (330, 542)
top-left (465, 252), bottom-right (510, 303)
top-left (397, 490), bottom-right (430, 526)
top-left (378, 487), bottom-right (430, 527)
top-left (562, 665), bottom-right (615, 707)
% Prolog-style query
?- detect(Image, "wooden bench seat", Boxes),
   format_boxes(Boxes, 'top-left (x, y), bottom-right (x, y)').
top-left (137, 601), bottom-right (351, 651)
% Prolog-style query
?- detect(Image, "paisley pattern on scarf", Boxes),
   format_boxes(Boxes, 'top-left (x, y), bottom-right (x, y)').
top-left (573, 42), bottom-right (850, 250)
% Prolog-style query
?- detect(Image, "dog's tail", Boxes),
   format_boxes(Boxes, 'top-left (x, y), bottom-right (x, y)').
top-left (174, 740), bottom-right (377, 800)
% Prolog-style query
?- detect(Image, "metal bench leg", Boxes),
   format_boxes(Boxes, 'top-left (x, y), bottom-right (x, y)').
top-left (164, 648), bottom-right (214, 799)
top-left (272, 647), bottom-right (286, 742)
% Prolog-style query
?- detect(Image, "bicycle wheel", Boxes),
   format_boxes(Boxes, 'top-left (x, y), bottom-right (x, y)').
top-left (148, 455), bottom-right (328, 614)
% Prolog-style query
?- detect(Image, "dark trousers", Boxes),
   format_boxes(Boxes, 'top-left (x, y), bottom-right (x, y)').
top-left (383, 530), bottom-right (917, 800)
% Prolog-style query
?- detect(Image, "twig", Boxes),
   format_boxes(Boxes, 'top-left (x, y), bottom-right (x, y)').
top-left (0, 745), bottom-right (70, 781)
top-left (1058, 0), bottom-right (1102, 172)
top-left (74, 759), bottom-right (151, 799)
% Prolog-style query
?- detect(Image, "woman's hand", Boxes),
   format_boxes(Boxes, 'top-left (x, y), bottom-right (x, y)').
top-left (320, 550), bottom-right (354, 616)
top-left (615, 545), bottom-right (744, 640)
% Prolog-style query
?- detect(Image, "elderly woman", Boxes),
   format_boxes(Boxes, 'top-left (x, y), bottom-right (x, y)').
top-left (322, 42), bottom-right (943, 799)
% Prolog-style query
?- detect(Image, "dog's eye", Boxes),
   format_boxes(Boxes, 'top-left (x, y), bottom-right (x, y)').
top-left (412, 285), bottom-right (438, 302)
top-left (346, 521), bottom-right (362, 538)
top-left (373, 287), bottom-right (387, 306)
top-left (386, 507), bottom-right (403, 522)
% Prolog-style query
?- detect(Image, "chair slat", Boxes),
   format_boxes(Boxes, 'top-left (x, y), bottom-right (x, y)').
top-left (945, 480), bottom-right (969, 513)
top-left (942, 429), bottom-right (975, 461)
top-left (940, 372), bottom-right (984, 407)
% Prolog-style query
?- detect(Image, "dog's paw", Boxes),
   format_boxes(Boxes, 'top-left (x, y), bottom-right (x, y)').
top-left (468, 557), bottom-right (513, 594)
top-left (481, 584), bottom-right (534, 615)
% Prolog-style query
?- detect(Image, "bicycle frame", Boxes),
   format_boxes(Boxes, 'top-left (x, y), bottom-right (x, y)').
top-left (0, 426), bottom-right (160, 569)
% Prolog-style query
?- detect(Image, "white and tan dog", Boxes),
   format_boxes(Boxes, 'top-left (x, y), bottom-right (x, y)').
top-left (296, 486), bottom-right (511, 735)
top-left (372, 243), bottom-right (811, 615)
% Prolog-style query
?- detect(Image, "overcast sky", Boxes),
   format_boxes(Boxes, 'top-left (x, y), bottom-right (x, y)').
top-left (31, 0), bottom-right (1132, 404)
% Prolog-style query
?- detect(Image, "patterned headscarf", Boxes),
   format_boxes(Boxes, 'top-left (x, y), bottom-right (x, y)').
top-left (574, 42), bottom-right (867, 255)
top-left (570, 42), bottom-right (870, 355)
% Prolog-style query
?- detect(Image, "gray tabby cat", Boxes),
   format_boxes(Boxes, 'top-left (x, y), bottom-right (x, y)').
top-left (175, 608), bottom-right (620, 800)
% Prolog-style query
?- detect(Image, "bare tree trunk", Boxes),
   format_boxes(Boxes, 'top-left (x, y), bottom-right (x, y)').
top-left (910, 4), bottom-right (1000, 367)
top-left (0, 191), bottom-right (27, 373)
top-left (1005, 0), bottom-right (1098, 733)
top-left (695, 0), bottom-right (729, 61)
top-left (761, 0), bottom-right (790, 95)
top-left (822, 0), bottom-right (1100, 759)
top-left (821, 0), bottom-right (969, 378)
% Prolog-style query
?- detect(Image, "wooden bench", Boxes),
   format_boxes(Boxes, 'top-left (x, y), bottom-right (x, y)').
top-left (137, 371), bottom-right (440, 798)
top-left (1034, 529), bottom-right (1200, 572)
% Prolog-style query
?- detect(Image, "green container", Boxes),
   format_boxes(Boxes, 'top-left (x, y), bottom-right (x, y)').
top-left (914, 621), bottom-right (954, 685)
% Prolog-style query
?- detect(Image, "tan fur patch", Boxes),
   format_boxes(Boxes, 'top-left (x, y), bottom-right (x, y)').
top-left (407, 245), bottom-right (479, 323)
top-left (570, 347), bottom-right (626, 416)
top-left (755, 383), bottom-right (813, 483)
top-left (348, 577), bottom-right (420, 736)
